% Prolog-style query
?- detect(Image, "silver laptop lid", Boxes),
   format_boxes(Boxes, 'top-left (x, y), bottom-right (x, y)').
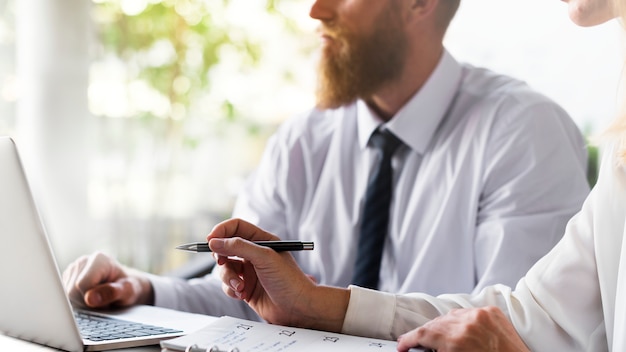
top-left (0, 136), bottom-right (85, 352)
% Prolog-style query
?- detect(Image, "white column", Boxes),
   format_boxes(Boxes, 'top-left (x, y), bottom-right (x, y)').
top-left (15, 0), bottom-right (94, 269)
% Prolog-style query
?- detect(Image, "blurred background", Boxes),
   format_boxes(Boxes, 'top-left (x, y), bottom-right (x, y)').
top-left (0, 0), bottom-right (623, 274)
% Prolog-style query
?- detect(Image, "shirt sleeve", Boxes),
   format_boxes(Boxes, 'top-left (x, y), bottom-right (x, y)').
top-left (229, 113), bottom-right (316, 239)
top-left (472, 99), bottom-right (590, 293)
top-left (342, 285), bottom-right (397, 340)
top-left (230, 130), bottom-right (290, 235)
top-left (149, 270), bottom-right (261, 320)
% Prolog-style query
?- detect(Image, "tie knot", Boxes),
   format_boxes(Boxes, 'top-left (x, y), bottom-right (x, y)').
top-left (369, 129), bottom-right (403, 156)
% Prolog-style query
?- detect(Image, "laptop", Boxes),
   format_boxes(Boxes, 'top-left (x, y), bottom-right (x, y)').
top-left (0, 136), bottom-right (216, 351)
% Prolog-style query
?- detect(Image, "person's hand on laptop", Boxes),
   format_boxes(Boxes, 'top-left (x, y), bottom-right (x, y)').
top-left (62, 252), bottom-right (154, 309)
top-left (208, 218), bottom-right (350, 332)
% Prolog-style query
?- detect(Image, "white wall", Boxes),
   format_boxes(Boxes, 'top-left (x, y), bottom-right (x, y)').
top-left (446, 0), bottom-right (624, 134)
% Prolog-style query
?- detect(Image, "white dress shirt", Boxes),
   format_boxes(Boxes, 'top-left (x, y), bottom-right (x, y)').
top-left (343, 140), bottom-right (626, 351)
top-left (150, 50), bottom-right (589, 320)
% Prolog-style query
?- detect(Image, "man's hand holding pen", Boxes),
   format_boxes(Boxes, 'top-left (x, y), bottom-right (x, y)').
top-left (206, 218), bottom-right (351, 333)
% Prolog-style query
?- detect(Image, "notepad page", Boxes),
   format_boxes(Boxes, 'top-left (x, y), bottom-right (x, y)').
top-left (160, 315), bottom-right (401, 352)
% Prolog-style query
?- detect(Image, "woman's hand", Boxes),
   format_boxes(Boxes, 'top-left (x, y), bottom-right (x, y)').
top-left (396, 307), bottom-right (529, 352)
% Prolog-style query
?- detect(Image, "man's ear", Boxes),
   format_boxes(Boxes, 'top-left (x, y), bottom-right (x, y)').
top-left (404, 0), bottom-right (439, 23)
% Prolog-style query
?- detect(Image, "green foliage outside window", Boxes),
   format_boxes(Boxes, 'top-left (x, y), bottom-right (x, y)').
top-left (90, 0), bottom-right (307, 139)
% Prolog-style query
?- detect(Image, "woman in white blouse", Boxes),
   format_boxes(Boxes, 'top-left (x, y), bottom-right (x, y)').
top-left (207, 0), bottom-right (626, 350)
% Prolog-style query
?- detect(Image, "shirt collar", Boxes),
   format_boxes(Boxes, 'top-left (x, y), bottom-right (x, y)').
top-left (357, 50), bottom-right (463, 154)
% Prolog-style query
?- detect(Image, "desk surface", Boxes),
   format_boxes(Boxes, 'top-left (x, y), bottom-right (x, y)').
top-left (0, 333), bottom-right (161, 351)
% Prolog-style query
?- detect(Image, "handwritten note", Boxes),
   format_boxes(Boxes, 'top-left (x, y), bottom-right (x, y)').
top-left (160, 316), bottom-right (402, 352)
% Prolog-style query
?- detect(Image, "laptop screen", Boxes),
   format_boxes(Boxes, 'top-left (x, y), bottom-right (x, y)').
top-left (0, 137), bottom-right (85, 351)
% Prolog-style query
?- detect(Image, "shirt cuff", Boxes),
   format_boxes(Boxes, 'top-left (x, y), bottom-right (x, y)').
top-left (147, 273), bottom-right (179, 309)
top-left (342, 285), bottom-right (396, 340)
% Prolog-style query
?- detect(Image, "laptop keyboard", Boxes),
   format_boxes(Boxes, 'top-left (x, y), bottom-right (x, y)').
top-left (74, 311), bottom-right (183, 341)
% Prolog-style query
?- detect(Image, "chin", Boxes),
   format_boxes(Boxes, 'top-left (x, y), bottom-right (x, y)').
top-left (568, 7), bottom-right (616, 27)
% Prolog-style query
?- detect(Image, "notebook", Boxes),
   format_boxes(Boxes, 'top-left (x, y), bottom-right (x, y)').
top-left (0, 136), bottom-right (216, 351)
top-left (160, 316), bottom-right (429, 352)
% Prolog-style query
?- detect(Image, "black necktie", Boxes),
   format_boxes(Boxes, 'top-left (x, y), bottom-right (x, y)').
top-left (351, 129), bottom-right (403, 289)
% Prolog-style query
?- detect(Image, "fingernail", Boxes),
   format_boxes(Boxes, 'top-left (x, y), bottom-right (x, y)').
top-left (230, 278), bottom-right (241, 291)
top-left (88, 292), bottom-right (101, 306)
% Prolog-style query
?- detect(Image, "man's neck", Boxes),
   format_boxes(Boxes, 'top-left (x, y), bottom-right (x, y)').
top-left (366, 46), bottom-right (443, 122)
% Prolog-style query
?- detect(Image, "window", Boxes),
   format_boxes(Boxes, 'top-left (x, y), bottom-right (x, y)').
top-left (0, 0), bottom-right (15, 135)
top-left (447, 0), bottom-right (623, 135)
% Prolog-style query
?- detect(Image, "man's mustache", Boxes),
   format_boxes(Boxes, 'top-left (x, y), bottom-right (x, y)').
top-left (316, 24), bottom-right (347, 40)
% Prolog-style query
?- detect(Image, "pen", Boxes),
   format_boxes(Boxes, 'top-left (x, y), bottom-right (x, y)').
top-left (176, 240), bottom-right (314, 253)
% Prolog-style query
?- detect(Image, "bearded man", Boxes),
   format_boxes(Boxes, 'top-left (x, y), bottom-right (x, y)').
top-left (63, 0), bottom-right (590, 322)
